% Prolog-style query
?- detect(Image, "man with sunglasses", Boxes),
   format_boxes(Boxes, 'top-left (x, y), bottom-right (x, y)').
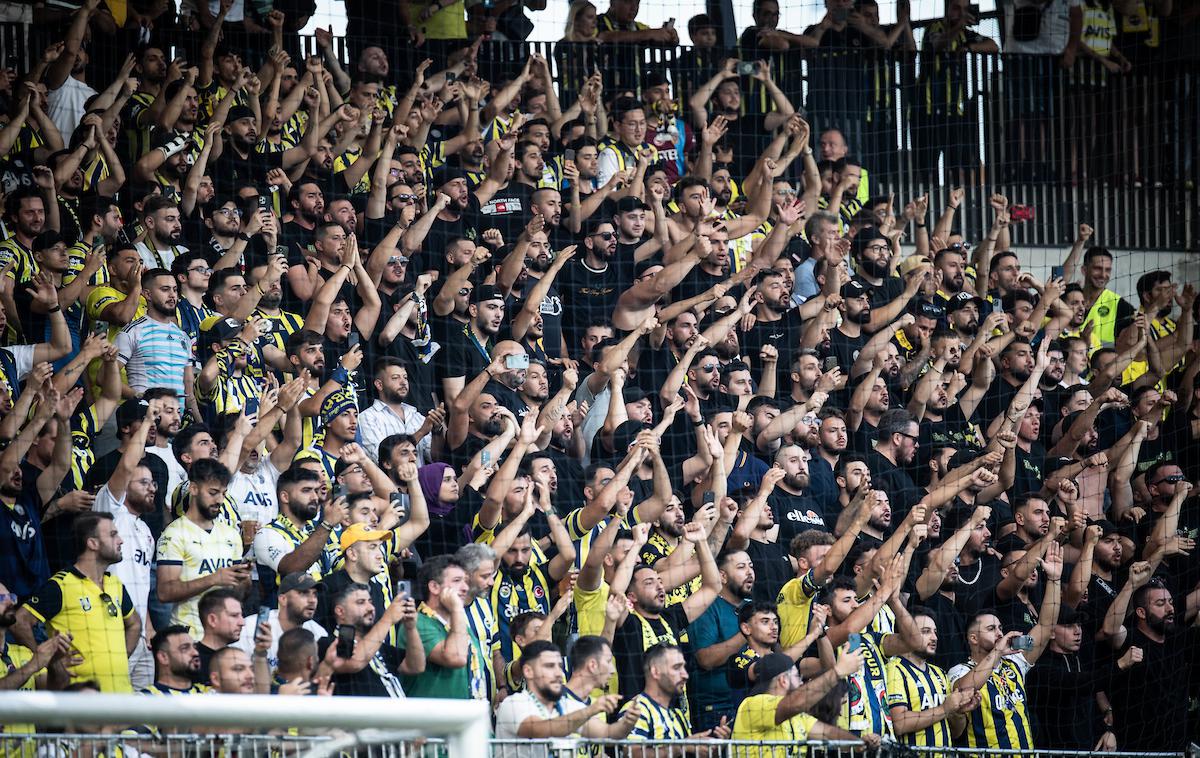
top-left (13, 511), bottom-right (141, 692)
top-left (558, 219), bottom-right (621, 357)
top-left (868, 408), bottom-right (923, 523)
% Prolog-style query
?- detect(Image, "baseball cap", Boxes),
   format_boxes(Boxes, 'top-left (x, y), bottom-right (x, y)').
top-left (333, 456), bottom-right (359, 478)
top-left (278, 572), bottom-right (318, 595)
top-left (634, 259), bottom-right (663, 278)
top-left (615, 196), bottom-right (650, 214)
top-left (470, 284), bottom-right (505, 305)
top-left (227, 104), bottom-right (255, 123)
top-left (208, 316), bottom-right (242, 342)
top-left (946, 291), bottom-right (986, 312)
top-left (1089, 518), bottom-right (1121, 538)
top-left (340, 522), bottom-right (390, 552)
top-left (841, 280), bottom-right (869, 299)
top-left (898, 254), bottom-right (932, 277)
top-left (749, 653), bottom-right (796, 695)
top-left (116, 398), bottom-right (150, 429)
top-left (915, 299), bottom-right (946, 320)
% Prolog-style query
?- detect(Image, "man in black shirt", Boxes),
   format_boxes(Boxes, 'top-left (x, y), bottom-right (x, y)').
top-left (558, 219), bottom-right (620, 355)
top-left (210, 104), bottom-right (339, 196)
top-left (867, 408), bottom-right (922, 522)
top-left (317, 581), bottom-right (425, 698)
top-left (439, 284), bottom-right (506, 398)
top-left (768, 445), bottom-right (831, 539)
top-left (976, 337), bottom-right (1035, 428)
top-left (827, 280), bottom-right (871, 371)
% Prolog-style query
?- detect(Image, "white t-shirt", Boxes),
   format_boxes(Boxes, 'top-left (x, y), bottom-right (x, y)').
top-left (495, 690), bottom-right (587, 758)
top-left (1001, 0), bottom-right (1082, 55)
top-left (228, 456), bottom-right (282, 525)
top-left (147, 444), bottom-right (188, 505)
top-left (233, 609), bottom-right (327, 671)
top-left (92, 485), bottom-right (155, 626)
top-left (47, 77), bottom-right (97, 142)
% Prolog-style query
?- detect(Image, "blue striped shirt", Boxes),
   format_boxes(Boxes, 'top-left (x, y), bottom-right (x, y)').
top-left (115, 316), bottom-right (193, 395)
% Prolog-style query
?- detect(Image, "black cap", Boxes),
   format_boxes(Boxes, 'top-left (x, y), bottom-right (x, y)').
top-left (1090, 518), bottom-right (1121, 538)
top-left (431, 165), bottom-right (467, 189)
top-left (278, 572), bottom-right (318, 594)
top-left (1055, 605), bottom-right (1089, 626)
top-left (470, 284), bottom-right (505, 305)
top-left (32, 230), bottom-right (64, 251)
top-left (615, 196), bottom-right (650, 214)
top-left (841, 280), bottom-right (869, 299)
top-left (208, 316), bottom-right (242, 342)
top-left (116, 398), bottom-right (149, 429)
top-left (227, 104), bottom-right (255, 123)
top-left (634, 258), bottom-right (663, 278)
top-left (749, 653), bottom-right (795, 695)
top-left (915, 299), bottom-right (946, 320)
top-left (946, 291), bottom-right (986, 312)
top-left (622, 386), bottom-right (649, 405)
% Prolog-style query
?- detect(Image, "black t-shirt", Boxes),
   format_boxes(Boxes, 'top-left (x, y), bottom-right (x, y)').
top-left (516, 275), bottom-right (564, 359)
top-left (1027, 649), bottom-right (1106, 750)
top-left (827, 326), bottom-right (868, 374)
top-left (317, 634), bottom-right (409, 698)
top-left (742, 308), bottom-right (805, 372)
top-left (424, 195), bottom-right (485, 267)
top-left (768, 490), bottom-right (832, 543)
top-left (315, 569), bottom-right (387, 634)
top-left (976, 375), bottom-right (1023, 427)
top-left (477, 182), bottom-right (534, 242)
top-left (209, 148), bottom-right (284, 196)
top-left (867, 450), bottom-right (922, 522)
top-left (437, 324), bottom-right (492, 383)
top-left (557, 259), bottom-right (621, 358)
top-left (671, 266), bottom-right (726, 304)
top-left (1109, 626), bottom-right (1196, 750)
top-left (1013, 442), bottom-right (1047, 498)
top-left (745, 538), bottom-right (793, 604)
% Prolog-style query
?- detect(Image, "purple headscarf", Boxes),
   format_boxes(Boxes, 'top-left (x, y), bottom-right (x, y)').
top-left (418, 462), bottom-right (456, 517)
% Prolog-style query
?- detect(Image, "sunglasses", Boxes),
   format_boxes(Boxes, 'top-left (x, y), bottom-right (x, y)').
top-left (591, 231), bottom-right (616, 240)
top-left (98, 592), bottom-right (119, 618)
top-left (1152, 473), bottom-right (1186, 485)
top-left (391, 194), bottom-right (418, 203)
top-left (388, 256), bottom-right (409, 266)
top-left (0, 593), bottom-right (16, 604)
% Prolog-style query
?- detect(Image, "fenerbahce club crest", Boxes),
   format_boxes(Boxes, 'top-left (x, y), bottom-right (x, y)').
top-left (80, 597), bottom-right (92, 611)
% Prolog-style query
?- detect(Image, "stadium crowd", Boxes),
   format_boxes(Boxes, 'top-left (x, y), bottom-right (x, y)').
top-left (0, 0), bottom-right (1197, 753)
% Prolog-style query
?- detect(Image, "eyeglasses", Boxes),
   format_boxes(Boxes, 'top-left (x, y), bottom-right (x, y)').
top-left (0, 593), bottom-right (16, 604)
top-left (215, 208), bottom-right (242, 218)
top-left (896, 431), bottom-right (920, 443)
top-left (189, 266), bottom-right (213, 275)
top-left (591, 231), bottom-right (616, 240)
top-left (865, 243), bottom-right (890, 253)
top-left (98, 592), bottom-right (119, 618)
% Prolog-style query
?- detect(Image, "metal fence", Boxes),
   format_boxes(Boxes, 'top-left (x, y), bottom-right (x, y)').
top-left (0, 734), bottom-right (1190, 758)
top-left (1, 21), bottom-right (1198, 251)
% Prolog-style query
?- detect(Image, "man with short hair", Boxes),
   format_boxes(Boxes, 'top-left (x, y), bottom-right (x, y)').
top-left (359, 357), bottom-right (443, 466)
top-left (868, 409), bottom-right (923, 521)
top-left (402, 555), bottom-right (482, 700)
top-left (235, 572), bottom-right (327, 670)
top-left (620, 643), bottom-right (731, 741)
top-left (156, 458), bottom-right (247, 637)
top-left (206, 646), bottom-right (257, 694)
top-left (115, 268), bottom-right (193, 397)
top-left (144, 625), bottom-right (208, 694)
top-left (319, 583), bottom-right (425, 698)
top-left (14, 512), bottom-right (141, 692)
top-left (1080, 247), bottom-right (1135, 348)
top-left (194, 588), bottom-right (245, 683)
top-left (135, 196), bottom-right (189, 270)
top-left (495, 640), bottom-right (623, 742)
top-left (885, 607), bottom-right (978, 748)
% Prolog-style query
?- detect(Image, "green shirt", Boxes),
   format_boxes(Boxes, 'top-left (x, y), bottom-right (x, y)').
top-left (400, 607), bottom-right (488, 699)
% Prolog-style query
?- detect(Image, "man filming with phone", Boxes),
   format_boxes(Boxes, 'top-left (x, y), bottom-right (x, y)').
top-left (318, 580), bottom-right (424, 698)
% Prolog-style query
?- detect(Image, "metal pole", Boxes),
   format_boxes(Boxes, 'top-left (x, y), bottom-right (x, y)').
top-left (0, 693), bottom-right (489, 758)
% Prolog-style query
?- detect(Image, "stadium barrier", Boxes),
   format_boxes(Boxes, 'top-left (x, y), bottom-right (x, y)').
top-left (1, 21), bottom-right (1197, 252)
top-left (0, 730), bottom-right (1193, 758)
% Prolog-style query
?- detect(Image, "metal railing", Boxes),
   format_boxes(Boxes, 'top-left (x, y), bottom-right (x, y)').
top-left (0, 734), bottom-right (1190, 758)
top-left (1, 22), bottom-right (1197, 251)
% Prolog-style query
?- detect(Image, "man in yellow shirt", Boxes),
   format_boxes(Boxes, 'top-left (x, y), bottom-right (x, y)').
top-left (14, 512), bottom-right (141, 693)
top-left (732, 651), bottom-right (871, 758)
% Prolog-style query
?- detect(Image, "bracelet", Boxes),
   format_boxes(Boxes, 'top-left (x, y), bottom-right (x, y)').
top-left (319, 521), bottom-right (337, 531)
top-left (237, 233), bottom-right (251, 242)
top-left (915, 222), bottom-right (925, 228)
top-left (692, 419), bottom-right (704, 427)
top-left (47, 305), bottom-right (61, 313)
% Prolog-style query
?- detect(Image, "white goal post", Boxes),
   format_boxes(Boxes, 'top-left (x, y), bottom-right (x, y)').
top-left (0, 692), bottom-right (490, 757)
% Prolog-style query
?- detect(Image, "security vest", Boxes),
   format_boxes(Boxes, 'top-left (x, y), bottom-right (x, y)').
top-left (1084, 288), bottom-right (1123, 347)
